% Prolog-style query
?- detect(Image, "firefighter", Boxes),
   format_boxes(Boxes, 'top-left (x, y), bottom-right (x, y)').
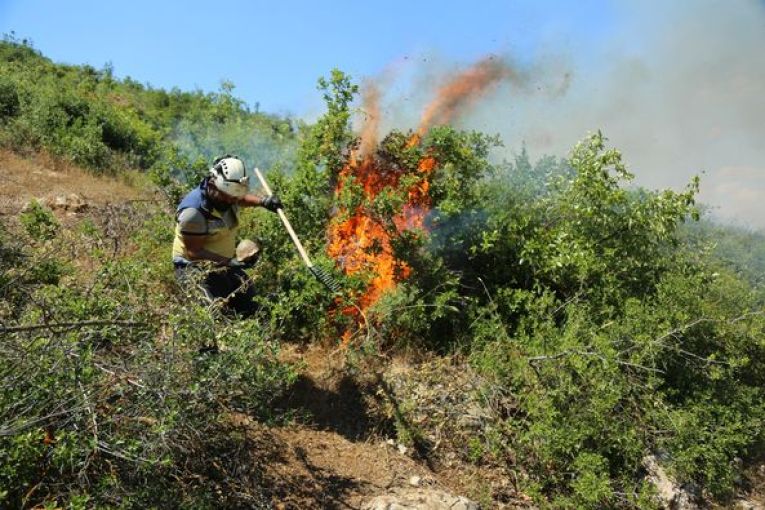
top-left (171, 155), bottom-right (281, 317)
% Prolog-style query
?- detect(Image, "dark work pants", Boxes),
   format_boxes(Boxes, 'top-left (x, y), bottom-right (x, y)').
top-left (174, 264), bottom-right (258, 318)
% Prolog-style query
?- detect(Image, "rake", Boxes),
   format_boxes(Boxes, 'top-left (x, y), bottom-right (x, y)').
top-left (253, 168), bottom-right (342, 293)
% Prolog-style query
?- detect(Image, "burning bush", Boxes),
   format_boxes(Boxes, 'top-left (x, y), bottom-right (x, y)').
top-left (284, 67), bottom-right (765, 507)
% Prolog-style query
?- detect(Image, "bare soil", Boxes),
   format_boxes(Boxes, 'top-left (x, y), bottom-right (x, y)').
top-left (260, 342), bottom-right (532, 509)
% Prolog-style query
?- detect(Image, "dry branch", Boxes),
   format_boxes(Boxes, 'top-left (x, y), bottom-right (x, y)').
top-left (0, 319), bottom-right (148, 334)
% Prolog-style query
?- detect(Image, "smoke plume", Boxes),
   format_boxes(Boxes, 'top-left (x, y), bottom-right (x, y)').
top-left (358, 81), bottom-right (381, 157)
top-left (462, 1), bottom-right (765, 229)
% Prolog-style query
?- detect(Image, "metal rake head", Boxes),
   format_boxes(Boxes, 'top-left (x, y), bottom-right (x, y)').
top-left (309, 265), bottom-right (342, 293)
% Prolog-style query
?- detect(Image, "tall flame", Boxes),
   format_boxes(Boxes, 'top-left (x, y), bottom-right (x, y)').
top-left (328, 57), bottom-right (514, 344)
top-left (327, 146), bottom-right (434, 344)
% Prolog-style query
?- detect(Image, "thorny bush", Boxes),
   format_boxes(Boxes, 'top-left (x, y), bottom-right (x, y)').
top-left (0, 202), bottom-right (295, 508)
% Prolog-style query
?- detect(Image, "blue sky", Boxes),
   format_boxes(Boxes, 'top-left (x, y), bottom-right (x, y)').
top-left (0, 0), bottom-right (619, 114)
top-left (1, 1), bottom-right (764, 227)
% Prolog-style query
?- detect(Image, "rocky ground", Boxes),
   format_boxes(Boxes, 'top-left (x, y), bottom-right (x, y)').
top-left (260, 341), bottom-right (535, 509)
top-left (0, 150), bottom-right (141, 216)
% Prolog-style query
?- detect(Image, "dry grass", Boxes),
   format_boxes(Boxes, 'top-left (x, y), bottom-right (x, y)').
top-left (0, 149), bottom-right (147, 215)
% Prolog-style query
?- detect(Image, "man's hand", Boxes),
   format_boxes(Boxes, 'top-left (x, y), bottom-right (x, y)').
top-left (261, 195), bottom-right (282, 213)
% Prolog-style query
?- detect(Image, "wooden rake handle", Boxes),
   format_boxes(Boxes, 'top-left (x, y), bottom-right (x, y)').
top-left (253, 168), bottom-right (314, 269)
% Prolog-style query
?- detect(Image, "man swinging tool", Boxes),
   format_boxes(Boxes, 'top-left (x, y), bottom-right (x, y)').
top-left (171, 155), bottom-right (281, 317)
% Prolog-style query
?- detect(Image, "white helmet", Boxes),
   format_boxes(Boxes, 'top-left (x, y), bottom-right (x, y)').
top-left (209, 155), bottom-right (249, 198)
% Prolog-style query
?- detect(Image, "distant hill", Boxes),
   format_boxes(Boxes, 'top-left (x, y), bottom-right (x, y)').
top-left (0, 35), bottom-right (298, 178)
top-left (682, 219), bottom-right (765, 289)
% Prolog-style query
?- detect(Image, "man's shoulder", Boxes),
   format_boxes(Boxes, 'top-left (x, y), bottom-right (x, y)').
top-left (177, 207), bottom-right (207, 235)
top-left (177, 186), bottom-right (206, 212)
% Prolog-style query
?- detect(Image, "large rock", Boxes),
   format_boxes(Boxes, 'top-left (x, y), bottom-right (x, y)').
top-left (362, 488), bottom-right (479, 510)
top-left (643, 455), bottom-right (698, 510)
top-left (44, 193), bottom-right (88, 212)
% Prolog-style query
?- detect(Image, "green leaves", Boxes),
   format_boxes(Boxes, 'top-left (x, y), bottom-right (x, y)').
top-left (2, 202), bottom-right (295, 507)
top-left (20, 200), bottom-right (58, 241)
top-left (308, 69), bottom-right (359, 174)
top-left (0, 73), bottom-right (20, 119)
top-left (518, 133), bottom-right (701, 306)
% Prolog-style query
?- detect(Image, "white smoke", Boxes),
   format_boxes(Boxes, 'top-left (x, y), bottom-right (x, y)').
top-left (471, 0), bottom-right (765, 229)
top-left (360, 1), bottom-right (765, 229)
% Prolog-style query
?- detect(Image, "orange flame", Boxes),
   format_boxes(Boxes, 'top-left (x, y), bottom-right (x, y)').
top-left (417, 56), bottom-right (513, 136)
top-left (328, 144), bottom-right (434, 344)
top-left (328, 57), bottom-right (513, 344)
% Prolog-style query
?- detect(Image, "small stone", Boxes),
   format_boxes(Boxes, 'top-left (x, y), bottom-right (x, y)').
top-left (643, 455), bottom-right (698, 510)
top-left (397, 444), bottom-right (408, 455)
top-left (408, 475), bottom-right (421, 487)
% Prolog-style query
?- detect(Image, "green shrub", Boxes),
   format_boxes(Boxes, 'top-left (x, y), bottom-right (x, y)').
top-left (0, 75), bottom-right (20, 119)
top-left (20, 200), bottom-right (58, 241)
top-left (0, 204), bottom-right (296, 508)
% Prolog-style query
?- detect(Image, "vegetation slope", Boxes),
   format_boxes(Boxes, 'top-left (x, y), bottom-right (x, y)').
top-left (1, 35), bottom-right (764, 509)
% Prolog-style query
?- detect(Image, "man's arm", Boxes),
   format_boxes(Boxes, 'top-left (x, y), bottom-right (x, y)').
top-left (238, 194), bottom-right (267, 208)
top-left (238, 193), bottom-right (282, 212)
top-left (182, 234), bottom-right (231, 265)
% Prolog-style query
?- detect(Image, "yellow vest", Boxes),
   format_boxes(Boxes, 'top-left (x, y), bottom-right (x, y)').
top-left (172, 205), bottom-right (239, 260)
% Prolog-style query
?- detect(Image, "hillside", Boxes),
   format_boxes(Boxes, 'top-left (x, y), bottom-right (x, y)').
top-left (0, 149), bottom-right (534, 508)
top-left (1, 38), bottom-right (765, 509)
top-left (0, 35), bottom-right (298, 187)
